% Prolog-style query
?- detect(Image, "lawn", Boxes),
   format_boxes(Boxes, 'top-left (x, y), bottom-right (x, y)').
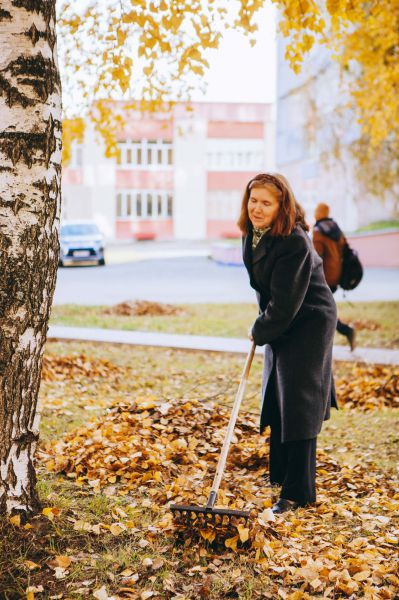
top-left (355, 220), bottom-right (399, 233)
top-left (50, 301), bottom-right (399, 349)
top-left (1, 342), bottom-right (398, 599)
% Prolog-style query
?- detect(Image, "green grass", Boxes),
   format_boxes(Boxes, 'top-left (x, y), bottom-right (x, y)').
top-left (355, 219), bottom-right (399, 233)
top-left (50, 302), bottom-right (259, 338)
top-left (50, 301), bottom-right (399, 348)
top-left (320, 409), bottom-right (398, 472)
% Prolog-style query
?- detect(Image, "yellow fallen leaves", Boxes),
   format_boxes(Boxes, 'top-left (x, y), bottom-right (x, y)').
top-left (103, 300), bottom-right (184, 317)
top-left (53, 555), bottom-right (72, 568)
top-left (200, 529), bottom-right (216, 543)
top-left (237, 524), bottom-right (249, 543)
top-left (109, 523), bottom-right (124, 536)
top-left (41, 354), bottom-right (398, 415)
top-left (73, 520), bottom-right (102, 535)
top-left (39, 391), bottom-right (399, 598)
top-left (24, 560), bottom-right (41, 570)
top-left (26, 587), bottom-right (43, 600)
top-left (41, 354), bottom-right (123, 382)
top-left (336, 364), bottom-right (398, 410)
top-left (224, 535), bottom-right (239, 550)
top-left (9, 514), bottom-right (21, 526)
top-left (9, 514), bottom-right (34, 531)
top-left (42, 506), bottom-right (62, 520)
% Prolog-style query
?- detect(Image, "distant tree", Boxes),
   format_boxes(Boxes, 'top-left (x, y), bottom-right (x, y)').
top-left (275, 0), bottom-right (399, 196)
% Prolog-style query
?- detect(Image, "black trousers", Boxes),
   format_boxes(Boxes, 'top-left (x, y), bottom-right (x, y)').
top-left (329, 286), bottom-right (353, 338)
top-left (336, 319), bottom-right (352, 337)
top-left (268, 395), bottom-right (316, 506)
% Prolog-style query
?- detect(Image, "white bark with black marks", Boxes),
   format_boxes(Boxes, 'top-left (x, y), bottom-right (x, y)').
top-left (0, 0), bottom-right (61, 516)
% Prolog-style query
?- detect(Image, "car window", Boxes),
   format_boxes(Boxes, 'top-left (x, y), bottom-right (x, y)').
top-left (61, 224), bottom-right (100, 236)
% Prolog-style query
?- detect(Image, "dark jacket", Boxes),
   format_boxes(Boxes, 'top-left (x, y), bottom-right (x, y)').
top-left (313, 218), bottom-right (346, 287)
top-left (243, 225), bottom-right (337, 443)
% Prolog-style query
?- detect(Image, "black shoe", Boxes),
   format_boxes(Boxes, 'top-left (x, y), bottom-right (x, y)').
top-left (347, 328), bottom-right (356, 351)
top-left (271, 498), bottom-right (299, 514)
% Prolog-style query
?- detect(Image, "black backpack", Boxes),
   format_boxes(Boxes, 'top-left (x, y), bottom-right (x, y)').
top-left (340, 242), bottom-right (363, 290)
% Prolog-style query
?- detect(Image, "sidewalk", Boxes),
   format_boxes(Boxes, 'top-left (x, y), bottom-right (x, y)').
top-left (48, 326), bottom-right (399, 366)
top-left (104, 240), bottom-right (211, 264)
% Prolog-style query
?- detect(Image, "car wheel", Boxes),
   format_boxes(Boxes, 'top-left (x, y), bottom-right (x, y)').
top-left (58, 259), bottom-right (64, 267)
top-left (98, 257), bottom-right (106, 266)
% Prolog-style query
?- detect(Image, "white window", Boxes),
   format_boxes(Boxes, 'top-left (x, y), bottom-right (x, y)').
top-left (118, 139), bottom-right (173, 169)
top-left (116, 190), bottom-right (173, 219)
top-left (206, 139), bottom-right (265, 171)
top-left (207, 191), bottom-right (241, 220)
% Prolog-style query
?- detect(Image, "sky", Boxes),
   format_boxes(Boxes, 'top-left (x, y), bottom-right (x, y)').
top-left (194, 2), bottom-right (276, 104)
top-left (59, 0), bottom-right (277, 115)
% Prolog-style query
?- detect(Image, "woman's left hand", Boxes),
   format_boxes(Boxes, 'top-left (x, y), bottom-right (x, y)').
top-left (248, 327), bottom-right (254, 342)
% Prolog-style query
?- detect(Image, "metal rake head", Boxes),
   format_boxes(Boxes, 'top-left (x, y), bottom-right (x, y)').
top-left (170, 503), bottom-right (250, 526)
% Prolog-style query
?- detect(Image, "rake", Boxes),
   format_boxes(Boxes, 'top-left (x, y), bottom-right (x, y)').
top-left (170, 342), bottom-right (256, 524)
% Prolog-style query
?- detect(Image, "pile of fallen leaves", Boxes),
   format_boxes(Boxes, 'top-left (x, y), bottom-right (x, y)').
top-left (41, 394), bottom-right (399, 598)
top-left (103, 300), bottom-right (183, 317)
top-left (350, 319), bottom-right (381, 331)
top-left (43, 396), bottom-right (264, 501)
top-left (41, 355), bottom-right (123, 382)
top-left (336, 365), bottom-right (398, 410)
top-left (41, 353), bottom-right (399, 412)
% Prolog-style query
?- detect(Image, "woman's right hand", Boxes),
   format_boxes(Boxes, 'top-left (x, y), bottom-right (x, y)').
top-left (248, 327), bottom-right (254, 342)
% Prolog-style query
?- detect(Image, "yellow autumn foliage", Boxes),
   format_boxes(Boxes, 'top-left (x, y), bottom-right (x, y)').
top-left (59, 0), bottom-right (398, 186)
top-left (274, 0), bottom-right (399, 192)
top-left (61, 118), bottom-right (85, 165)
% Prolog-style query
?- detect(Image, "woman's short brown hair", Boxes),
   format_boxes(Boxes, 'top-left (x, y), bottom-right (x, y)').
top-left (237, 172), bottom-right (309, 236)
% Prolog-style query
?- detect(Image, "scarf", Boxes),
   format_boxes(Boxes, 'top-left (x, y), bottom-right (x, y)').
top-left (252, 226), bottom-right (271, 250)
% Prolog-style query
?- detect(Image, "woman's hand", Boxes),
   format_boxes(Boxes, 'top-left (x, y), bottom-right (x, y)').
top-left (248, 327), bottom-right (254, 342)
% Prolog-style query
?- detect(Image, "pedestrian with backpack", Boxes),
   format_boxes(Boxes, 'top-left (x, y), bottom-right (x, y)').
top-left (312, 203), bottom-right (357, 351)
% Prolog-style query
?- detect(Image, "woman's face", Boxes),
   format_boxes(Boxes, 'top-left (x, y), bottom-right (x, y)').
top-left (248, 185), bottom-right (280, 229)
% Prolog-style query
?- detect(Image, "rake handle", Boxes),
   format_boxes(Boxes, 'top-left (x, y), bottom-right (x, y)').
top-left (206, 342), bottom-right (256, 509)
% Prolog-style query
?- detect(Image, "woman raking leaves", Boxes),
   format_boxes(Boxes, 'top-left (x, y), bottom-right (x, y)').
top-left (239, 173), bottom-right (338, 514)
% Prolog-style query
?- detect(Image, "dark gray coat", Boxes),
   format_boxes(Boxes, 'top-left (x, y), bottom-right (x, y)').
top-left (243, 225), bottom-right (337, 443)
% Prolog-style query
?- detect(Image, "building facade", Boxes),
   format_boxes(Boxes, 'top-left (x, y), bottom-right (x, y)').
top-left (276, 38), bottom-right (397, 231)
top-left (63, 102), bottom-right (275, 240)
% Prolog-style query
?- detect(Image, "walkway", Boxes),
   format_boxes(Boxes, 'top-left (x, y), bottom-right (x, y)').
top-left (48, 326), bottom-right (399, 366)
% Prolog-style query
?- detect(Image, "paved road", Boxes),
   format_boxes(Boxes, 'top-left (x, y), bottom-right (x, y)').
top-left (53, 256), bottom-right (399, 305)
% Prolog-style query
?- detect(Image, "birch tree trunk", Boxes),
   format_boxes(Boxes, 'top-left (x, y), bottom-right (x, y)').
top-left (0, 0), bottom-right (61, 516)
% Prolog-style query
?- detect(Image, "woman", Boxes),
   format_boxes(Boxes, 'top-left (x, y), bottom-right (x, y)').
top-left (238, 173), bottom-right (337, 514)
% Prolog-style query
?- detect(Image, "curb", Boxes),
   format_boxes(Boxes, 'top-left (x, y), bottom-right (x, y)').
top-left (47, 326), bottom-right (399, 366)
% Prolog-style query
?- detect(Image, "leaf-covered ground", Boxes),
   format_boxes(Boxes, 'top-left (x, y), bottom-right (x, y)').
top-left (49, 301), bottom-right (399, 349)
top-left (1, 342), bottom-right (398, 599)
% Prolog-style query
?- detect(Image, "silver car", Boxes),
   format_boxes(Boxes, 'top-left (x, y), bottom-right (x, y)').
top-left (59, 221), bottom-right (106, 266)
